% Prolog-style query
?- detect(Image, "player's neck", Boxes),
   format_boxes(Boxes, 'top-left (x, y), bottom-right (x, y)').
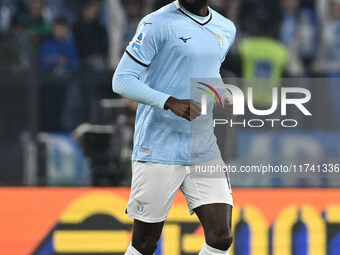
top-left (179, 0), bottom-right (209, 17)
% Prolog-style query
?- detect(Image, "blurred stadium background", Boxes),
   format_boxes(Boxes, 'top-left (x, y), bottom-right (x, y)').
top-left (0, 0), bottom-right (340, 254)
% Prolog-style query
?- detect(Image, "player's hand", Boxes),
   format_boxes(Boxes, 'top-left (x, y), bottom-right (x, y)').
top-left (165, 97), bottom-right (201, 121)
top-left (224, 98), bottom-right (234, 119)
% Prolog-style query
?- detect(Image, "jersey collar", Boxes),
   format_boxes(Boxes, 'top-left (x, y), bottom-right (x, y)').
top-left (174, 0), bottom-right (212, 26)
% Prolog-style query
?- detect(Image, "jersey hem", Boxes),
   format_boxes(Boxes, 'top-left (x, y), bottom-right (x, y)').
top-left (132, 158), bottom-right (191, 166)
top-left (132, 155), bottom-right (222, 166)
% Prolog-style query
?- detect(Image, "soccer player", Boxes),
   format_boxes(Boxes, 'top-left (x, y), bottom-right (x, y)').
top-left (113, 0), bottom-right (236, 254)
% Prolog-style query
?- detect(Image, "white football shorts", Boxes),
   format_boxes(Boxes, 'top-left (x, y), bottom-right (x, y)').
top-left (126, 159), bottom-right (233, 223)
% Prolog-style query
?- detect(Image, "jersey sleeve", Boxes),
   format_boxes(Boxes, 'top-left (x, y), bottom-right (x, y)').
top-left (222, 22), bottom-right (237, 62)
top-left (112, 52), bottom-right (171, 110)
top-left (125, 17), bottom-right (165, 67)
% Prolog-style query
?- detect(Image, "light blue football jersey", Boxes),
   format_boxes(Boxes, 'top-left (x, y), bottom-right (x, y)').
top-left (126, 0), bottom-right (236, 165)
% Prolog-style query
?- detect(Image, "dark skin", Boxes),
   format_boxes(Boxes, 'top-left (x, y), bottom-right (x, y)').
top-left (179, 0), bottom-right (210, 16)
top-left (130, 1), bottom-right (233, 254)
top-left (165, 97), bottom-right (233, 121)
top-left (132, 205), bottom-right (233, 254)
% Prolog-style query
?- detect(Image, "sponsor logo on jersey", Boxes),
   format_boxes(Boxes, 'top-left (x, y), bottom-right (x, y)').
top-left (143, 21), bottom-right (152, 26)
top-left (132, 32), bottom-right (145, 50)
top-left (179, 37), bottom-right (192, 43)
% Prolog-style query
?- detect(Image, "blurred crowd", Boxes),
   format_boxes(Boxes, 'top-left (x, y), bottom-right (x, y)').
top-left (1, 0), bottom-right (340, 130)
top-left (0, 0), bottom-right (171, 74)
top-left (1, 0), bottom-right (340, 77)
top-left (224, 0), bottom-right (340, 78)
top-left (1, 0), bottom-right (106, 74)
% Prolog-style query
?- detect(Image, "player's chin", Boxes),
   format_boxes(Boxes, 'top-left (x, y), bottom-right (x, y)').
top-left (181, 0), bottom-right (204, 5)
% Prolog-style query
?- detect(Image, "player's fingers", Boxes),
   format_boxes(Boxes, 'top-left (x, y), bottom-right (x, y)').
top-left (190, 112), bottom-right (200, 120)
top-left (225, 107), bottom-right (233, 117)
top-left (225, 98), bottom-right (231, 103)
top-left (190, 106), bottom-right (201, 117)
top-left (190, 100), bottom-right (201, 111)
top-left (178, 101), bottom-right (200, 120)
top-left (185, 107), bottom-right (191, 117)
top-left (224, 100), bottom-right (233, 107)
top-left (224, 99), bottom-right (233, 107)
top-left (181, 112), bottom-right (191, 121)
top-left (187, 107), bottom-right (199, 121)
top-left (190, 113), bottom-right (200, 121)
top-left (224, 104), bottom-right (233, 115)
top-left (190, 105), bottom-right (201, 118)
